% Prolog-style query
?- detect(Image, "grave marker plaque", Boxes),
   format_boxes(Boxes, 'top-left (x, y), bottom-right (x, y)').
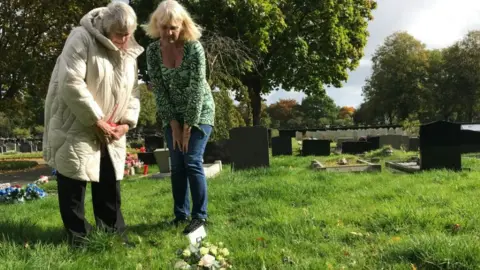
top-left (229, 126), bottom-right (269, 170)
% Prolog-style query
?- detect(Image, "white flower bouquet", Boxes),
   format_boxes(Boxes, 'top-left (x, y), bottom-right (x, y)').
top-left (174, 241), bottom-right (232, 269)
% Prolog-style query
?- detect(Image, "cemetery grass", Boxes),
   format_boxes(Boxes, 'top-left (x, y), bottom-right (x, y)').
top-left (0, 160), bottom-right (38, 172)
top-left (2, 156), bottom-right (480, 269)
top-left (0, 152), bottom-right (43, 160)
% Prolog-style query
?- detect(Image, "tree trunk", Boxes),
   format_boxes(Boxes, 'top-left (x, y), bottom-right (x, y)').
top-left (249, 88), bottom-right (261, 126)
top-left (243, 76), bottom-right (262, 126)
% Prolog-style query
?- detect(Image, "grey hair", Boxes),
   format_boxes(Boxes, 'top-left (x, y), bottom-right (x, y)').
top-left (102, 2), bottom-right (137, 35)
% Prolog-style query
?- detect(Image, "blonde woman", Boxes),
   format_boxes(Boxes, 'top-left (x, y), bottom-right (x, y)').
top-left (144, 0), bottom-right (215, 234)
top-left (43, 2), bottom-right (143, 246)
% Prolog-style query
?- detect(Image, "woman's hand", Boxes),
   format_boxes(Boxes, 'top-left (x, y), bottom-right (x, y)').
top-left (170, 120), bottom-right (183, 151)
top-left (94, 119), bottom-right (118, 144)
top-left (182, 124), bottom-right (192, 153)
top-left (112, 124), bottom-right (129, 140)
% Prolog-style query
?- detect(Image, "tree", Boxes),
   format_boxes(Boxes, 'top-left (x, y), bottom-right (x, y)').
top-left (266, 99), bottom-right (299, 128)
top-left (338, 106), bottom-right (356, 119)
top-left (210, 88), bottom-right (245, 141)
top-left (362, 32), bottom-right (430, 124)
top-left (0, 0), bottom-right (110, 126)
top-left (137, 84), bottom-right (157, 128)
top-left (441, 31), bottom-right (480, 122)
top-left (135, 0), bottom-right (377, 126)
top-left (299, 94), bottom-right (337, 127)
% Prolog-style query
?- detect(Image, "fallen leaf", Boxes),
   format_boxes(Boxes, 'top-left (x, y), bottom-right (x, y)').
top-left (411, 263), bottom-right (417, 270)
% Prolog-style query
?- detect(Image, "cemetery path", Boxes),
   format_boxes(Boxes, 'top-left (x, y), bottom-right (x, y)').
top-left (0, 159), bottom-right (52, 186)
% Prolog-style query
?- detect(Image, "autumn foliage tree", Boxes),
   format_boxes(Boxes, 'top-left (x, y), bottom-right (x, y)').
top-left (338, 106), bottom-right (356, 119)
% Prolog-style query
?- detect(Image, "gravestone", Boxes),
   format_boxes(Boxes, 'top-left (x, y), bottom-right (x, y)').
top-left (144, 135), bottom-right (164, 152)
top-left (420, 121), bottom-right (461, 171)
top-left (336, 138), bottom-right (355, 149)
top-left (409, 137), bottom-right (420, 151)
top-left (229, 126), bottom-right (269, 170)
top-left (203, 139), bottom-right (231, 164)
top-left (271, 136), bottom-right (292, 156)
top-left (153, 149), bottom-right (170, 173)
top-left (302, 139), bottom-right (330, 156)
top-left (6, 142), bottom-right (16, 152)
top-left (342, 141), bottom-right (372, 154)
top-left (379, 135), bottom-right (410, 150)
top-left (0, 144), bottom-right (5, 154)
top-left (137, 152), bottom-right (157, 165)
top-left (460, 128), bottom-right (480, 153)
top-left (366, 136), bottom-right (380, 151)
top-left (36, 141), bottom-right (43, 152)
top-left (19, 142), bottom-right (32, 153)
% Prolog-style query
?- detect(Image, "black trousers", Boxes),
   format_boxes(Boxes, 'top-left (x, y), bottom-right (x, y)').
top-left (56, 153), bottom-right (125, 241)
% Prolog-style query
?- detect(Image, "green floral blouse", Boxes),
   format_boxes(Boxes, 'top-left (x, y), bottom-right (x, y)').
top-left (146, 40), bottom-right (215, 130)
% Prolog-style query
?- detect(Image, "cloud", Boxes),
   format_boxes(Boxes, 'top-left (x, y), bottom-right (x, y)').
top-left (267, 0), bottom-right (480, 107)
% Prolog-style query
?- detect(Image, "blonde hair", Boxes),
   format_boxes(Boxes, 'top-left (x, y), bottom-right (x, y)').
top-left (142, 0), bottom-right (202, 41)
top-left (102, 2), bottom-right (138, 34)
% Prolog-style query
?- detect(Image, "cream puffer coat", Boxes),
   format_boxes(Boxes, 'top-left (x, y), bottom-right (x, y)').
top-left (43, 8), bottom-right (144, 182)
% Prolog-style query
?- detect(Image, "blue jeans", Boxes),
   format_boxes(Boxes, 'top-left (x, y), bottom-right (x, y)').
top-left (165, 124), bottom-right (212, 219)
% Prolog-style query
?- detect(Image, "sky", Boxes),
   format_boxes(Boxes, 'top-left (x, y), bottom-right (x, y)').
top-left (265, 0), bottom-right (480, 108)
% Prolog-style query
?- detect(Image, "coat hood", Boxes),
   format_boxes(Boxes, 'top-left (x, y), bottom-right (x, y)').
top-left (80, 7), bottom-right (144, 58)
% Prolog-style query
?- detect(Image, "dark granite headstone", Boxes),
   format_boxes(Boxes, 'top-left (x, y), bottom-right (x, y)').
top-left (229, 126), bottom-right (269, 170)
top-left (366, 136), bottom-right (380, 151)
top-left (144, 135), bottom-right (164, 152)
top-left (460, 129), bottom-right (480, 153)
top-left (420, 121), bottom-right (461, 171)
top-left (408, 137), bottom-right (419, 151)
top-left (19, 142), bottom-right (33, 153)
top-left (137, 152), bottom-right (157, 165)
top-left (342, 141), bottom-right (371, 154)
top-left (271, 136), bottom-right (293, 156)
top-left (203, 139), bottom-right (231, 164)
top-left (36, 141), bottom-right (43, 151)
top-left (302, 139), bottom-right (330, 156)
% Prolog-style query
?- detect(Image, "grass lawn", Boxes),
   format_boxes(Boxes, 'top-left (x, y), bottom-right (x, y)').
top-left (0, 160), bottom-right (38, 172)
top-left (0, 152), bottom-right (43, 160)
top-left (2, 146), bottom-right (480, 269)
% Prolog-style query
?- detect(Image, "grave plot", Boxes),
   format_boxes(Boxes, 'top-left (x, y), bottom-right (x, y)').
top-left (385, 157), bottom-right (420, 173)
top-left (311, 157), bottom-right (381, 172)
top-left (149, 160), bottom-right (223, 180)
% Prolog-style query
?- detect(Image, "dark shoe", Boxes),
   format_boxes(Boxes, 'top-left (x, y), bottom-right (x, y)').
top-left (170, 217), bottom-right (189, 227)
top-left (183, 218), bottom-right (206, 235)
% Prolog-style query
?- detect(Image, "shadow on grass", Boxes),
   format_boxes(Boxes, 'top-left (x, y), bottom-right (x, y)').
top-left (0, 219), bottom-right (66, 245)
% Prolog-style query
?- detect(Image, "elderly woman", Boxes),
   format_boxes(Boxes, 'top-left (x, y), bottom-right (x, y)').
top-left (144, 0), bottom-right (215, 234)
top-left (43, 2), bottom-right (143, 246)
